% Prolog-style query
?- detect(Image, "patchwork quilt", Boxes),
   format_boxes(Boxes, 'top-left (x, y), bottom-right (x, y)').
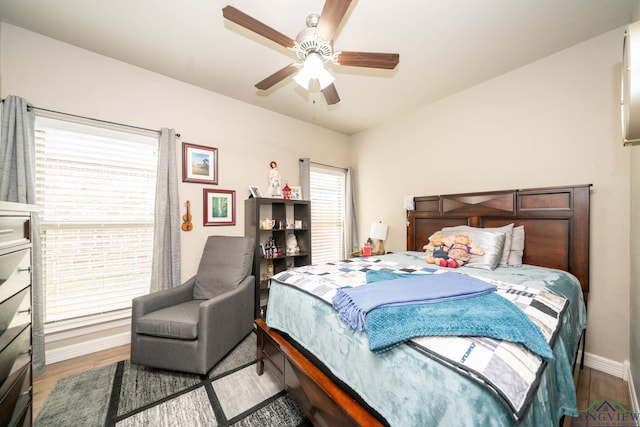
top-left (271, 257), bottom-right (568, 420)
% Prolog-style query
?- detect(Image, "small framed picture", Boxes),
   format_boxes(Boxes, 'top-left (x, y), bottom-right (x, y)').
top-left (290, 186), bottom-right (302, 200)
top-left (248, 185), bottom-right (263, 198)
top-left (183, 142), bottom-right (218, 184)
top-left (203, 189), bottom-right (235, 226)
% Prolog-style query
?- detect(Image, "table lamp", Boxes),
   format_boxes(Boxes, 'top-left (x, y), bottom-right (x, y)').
top-left (369, 222), bottom-right (388, 255)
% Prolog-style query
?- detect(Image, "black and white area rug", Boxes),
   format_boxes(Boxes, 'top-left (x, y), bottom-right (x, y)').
top-left (34, 333), bottom-right (311, 427)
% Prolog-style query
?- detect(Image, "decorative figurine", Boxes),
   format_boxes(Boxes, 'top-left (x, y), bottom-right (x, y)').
top-left (265, 236), bottom-right (277, 259)
top-left (266, 161), bottom-right (282, 197)
top-left (286, 233), bottom-right (300, 255)
top-left (283, 182), bottom-right (291, 200)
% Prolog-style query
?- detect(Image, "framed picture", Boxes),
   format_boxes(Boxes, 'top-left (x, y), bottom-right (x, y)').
top-left (183, 142), bottom-right (218, 184)
top-left (290, 186), bottom-right (302, 200)
top-left (203, 189), bottom-right (235, 226)
top-left (248, 185), bottom-right (263, 198)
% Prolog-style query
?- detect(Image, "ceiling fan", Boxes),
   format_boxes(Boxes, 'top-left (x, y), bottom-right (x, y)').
top-left (222, 0), bottom-right (400, 105)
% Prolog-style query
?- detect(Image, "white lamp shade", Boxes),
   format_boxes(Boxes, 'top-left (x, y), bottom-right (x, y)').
top-left (293, 53), bottom-right (335, 90)
top-left (293, 68), bottom-right (312, 90)
top-left (404, 195), bottom-right (415, 211)
top-left (370, 222), bottom-right (388, 241)
top-left (316, 68), bottom-right (335, 89)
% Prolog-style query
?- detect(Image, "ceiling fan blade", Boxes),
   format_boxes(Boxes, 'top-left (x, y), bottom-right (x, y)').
top-left (336, 51), bottom-right (400, 69)
top-left (322, 83), bottom-right (340, 105)
top-left (255, 64), bottom-right (299, 90)
top-left (222, 6), bottom-right (295, 49)
top-left (316, 0), bottom-right (352, 41)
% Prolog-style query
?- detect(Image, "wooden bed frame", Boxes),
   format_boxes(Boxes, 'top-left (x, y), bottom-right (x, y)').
top-left (255, 184), bottom-right (591, 426)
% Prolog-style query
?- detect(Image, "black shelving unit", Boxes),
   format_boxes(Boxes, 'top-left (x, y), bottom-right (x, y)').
top-left (244, 198), bottom-right (311, 318)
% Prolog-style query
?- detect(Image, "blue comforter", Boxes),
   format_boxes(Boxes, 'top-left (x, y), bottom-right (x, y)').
top-left (266, 252), bottom-right (587, 426)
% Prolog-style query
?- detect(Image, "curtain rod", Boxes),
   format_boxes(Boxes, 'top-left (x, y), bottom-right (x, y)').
top-left (2, 98), bottom-right (180, 137)
top-left (30, 106), bottom-right (181, 138)
top-left (301, 158), bottom-right (347, 172)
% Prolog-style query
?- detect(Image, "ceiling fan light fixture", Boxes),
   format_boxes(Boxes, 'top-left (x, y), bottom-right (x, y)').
top-left (222, 4), bottom-right (399, 104)
top-left (294, 52), bottom-right (335, 90)
top-left (316, 68), bottom-right (335, 90)
top-left (293, 67), bottom-right (312, 90)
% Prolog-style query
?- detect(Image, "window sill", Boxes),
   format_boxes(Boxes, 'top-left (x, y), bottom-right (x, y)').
top-left (44, 310), bottom-right (131, 343)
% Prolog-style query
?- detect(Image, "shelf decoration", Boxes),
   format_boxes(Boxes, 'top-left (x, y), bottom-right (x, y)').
top-left (249, 185), bottom-right (263, 198)
top-left (290, 186), bottom-right (302, 200)
top-left (266, 161), bottom-right (282, 197)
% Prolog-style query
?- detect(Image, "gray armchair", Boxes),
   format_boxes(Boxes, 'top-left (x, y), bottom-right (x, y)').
top-left (130, 235), bottom-right (255, 374)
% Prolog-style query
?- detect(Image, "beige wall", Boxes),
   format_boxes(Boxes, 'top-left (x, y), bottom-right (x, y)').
top-left (0, 23), bottom-right (350, 280)
top-left (0, 22), bottom-right (633, 368)
top-left (351, 27), bottom-right (631, 364)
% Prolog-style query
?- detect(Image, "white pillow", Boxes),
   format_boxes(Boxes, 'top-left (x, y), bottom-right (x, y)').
top-left (428, 228), bottom-right (506, 270)
top-left (442, 224), bottom-right (514, 267)
top-left (509, 225), bottom-right (525, 266)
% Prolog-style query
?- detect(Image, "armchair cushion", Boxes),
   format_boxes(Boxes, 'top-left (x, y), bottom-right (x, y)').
top-left (193, 235), bottom-right (255, 300)
top-left (134, 299), bottom-right (202, 340)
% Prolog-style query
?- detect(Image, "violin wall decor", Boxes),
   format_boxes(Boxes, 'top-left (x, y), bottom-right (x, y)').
top-left (182, 200), bottom-right (193, 231)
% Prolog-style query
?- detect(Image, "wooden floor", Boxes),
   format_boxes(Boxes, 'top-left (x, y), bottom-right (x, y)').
top-left (33, 345), bottom-right (632, 425)
top-left (32, 344), bottom-right (131, 418)
top-left (564, 366), bottom-right (633, 427)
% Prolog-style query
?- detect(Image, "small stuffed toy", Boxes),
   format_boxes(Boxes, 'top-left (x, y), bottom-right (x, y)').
top-left (286, 232), bottom-right (300, 255)
top-left (423, 234), bottom-right (449, 265)
top-left (440, 234), bottom-right (484, 268)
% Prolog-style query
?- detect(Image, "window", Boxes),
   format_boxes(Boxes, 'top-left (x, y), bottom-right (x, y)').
top-left (34, 116), bottom-right (158, 329)
top-left (309, 165), bottom-right (346, 263)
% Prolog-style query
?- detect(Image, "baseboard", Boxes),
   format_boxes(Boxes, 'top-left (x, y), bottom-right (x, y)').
top-left (626, 362), bottom-right (640, 416)
top-left (45, 331), bottom-right (131, 365)
top-left (583, 351), bottom-right (629, 379)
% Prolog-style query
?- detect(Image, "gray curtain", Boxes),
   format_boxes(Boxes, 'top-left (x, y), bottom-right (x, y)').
top-left (345, 167), bottom-right (359, 255)
top-left (0, 95), bottom-right (46, 375)
top-left (150, 128), bottom-right (181, 292)
top-left (298, 158), bottom-right (310, 201)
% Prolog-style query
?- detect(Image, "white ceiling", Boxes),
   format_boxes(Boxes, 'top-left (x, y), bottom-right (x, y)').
top-left (0, 0), bottom-right (637, 135)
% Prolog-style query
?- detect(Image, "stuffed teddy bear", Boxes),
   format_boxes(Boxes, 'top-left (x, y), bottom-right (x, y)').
top-left (439, 234), bottom-right (484, 268)
top-left (423, 234), bottom-right (449, 264)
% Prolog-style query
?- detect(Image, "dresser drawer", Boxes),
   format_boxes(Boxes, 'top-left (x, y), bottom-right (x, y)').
top-left (0, 288), bottom-right (30, 332)
top-left (0, 249), bottom-right (30, 305)
top-left (0, 349), bottom-right (30, 398)
top-left (0, 218), bottom-right (30, 250)
top-left (0, 363), bottom-right (30, 427)
top-left (0, 326), bottom-right (30, 386)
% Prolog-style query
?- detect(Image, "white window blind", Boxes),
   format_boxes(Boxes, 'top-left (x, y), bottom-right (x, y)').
top-left (309, 165), bottom-right (346, 263)
top-left (34, 116), bottom-right (158, 327)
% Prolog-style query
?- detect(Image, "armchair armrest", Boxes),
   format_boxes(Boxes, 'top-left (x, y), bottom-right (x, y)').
top-left (197, 275), bottom-right (255, 344)
top-left (132, 277), bottom-right (196, 318)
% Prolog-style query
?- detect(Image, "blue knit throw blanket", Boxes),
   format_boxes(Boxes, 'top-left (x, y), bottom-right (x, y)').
top-left (367, 292), bottom-right (553, 359)
top-left (334, 270), bottom-right (553, 360)
top-left (332, 271), bottom-right (496, 332)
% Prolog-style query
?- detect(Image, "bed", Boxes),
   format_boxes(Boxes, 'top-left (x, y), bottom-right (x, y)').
top-left (255, 184), bottom-right (590, 426)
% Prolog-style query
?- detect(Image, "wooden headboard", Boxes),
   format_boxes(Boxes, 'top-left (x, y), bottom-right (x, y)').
top-left (406, 184), bottom-right (591, 301)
